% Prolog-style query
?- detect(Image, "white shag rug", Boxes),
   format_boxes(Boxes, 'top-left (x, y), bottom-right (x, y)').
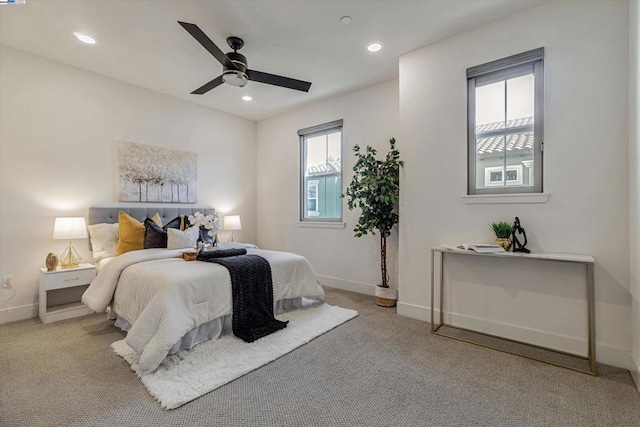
top-left (112, 303), bottom-right (358, 409)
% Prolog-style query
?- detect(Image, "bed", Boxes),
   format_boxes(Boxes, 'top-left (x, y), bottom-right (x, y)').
top-left (81, 207), bottom-right (325, 374)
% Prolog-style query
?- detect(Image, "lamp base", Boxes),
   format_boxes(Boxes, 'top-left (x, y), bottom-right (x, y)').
top-left (59, 241), bottom-right (81, 269)
top-left (227, 232), bottom-right (238, 243)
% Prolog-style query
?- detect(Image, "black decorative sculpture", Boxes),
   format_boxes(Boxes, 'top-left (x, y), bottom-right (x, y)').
top-left (511, 217), bottom-right (530, 253)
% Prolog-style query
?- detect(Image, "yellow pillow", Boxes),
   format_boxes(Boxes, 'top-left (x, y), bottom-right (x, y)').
top-left (116, 211), bottom-right (162, 255)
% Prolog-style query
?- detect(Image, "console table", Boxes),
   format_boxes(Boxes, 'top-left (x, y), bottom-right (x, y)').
top-left (430, 246), bottom-right (596, 375)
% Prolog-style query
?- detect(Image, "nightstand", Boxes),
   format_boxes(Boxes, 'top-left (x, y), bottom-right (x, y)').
top-left (39, 263), bottom-right (96, 324)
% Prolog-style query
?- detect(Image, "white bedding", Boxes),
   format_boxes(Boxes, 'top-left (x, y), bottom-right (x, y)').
top-left (96, 256), bottom-right (114, 273)
top-left (82, 248), bottom-right (325, 373)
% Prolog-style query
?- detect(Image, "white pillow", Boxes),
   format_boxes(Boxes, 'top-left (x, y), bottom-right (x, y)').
top-left (167, 226), bottom-right (199, 250)
top-left (87, 223), bottom-right (119, 262)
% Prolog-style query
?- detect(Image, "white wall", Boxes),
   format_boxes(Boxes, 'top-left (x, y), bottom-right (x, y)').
top-left (398, 1), bottom-right (631, 368)
top-left (629, 0), bottom-right (640, 391)
top-left (0, 46), bottom-right (257, 323)
top-left (256, 80), bottom-right (399, 294)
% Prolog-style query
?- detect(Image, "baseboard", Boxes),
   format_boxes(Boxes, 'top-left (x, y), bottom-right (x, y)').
top-left (397, 302), bottom-right (630, 370)
top-left (397, 301), bottom-right (430, 321)
top-left (630, 352), bottom-right (640, 393)
top-left (0, 303), bottom-right (38, 325)
top-left (318, 275), bottom-right (376, 296)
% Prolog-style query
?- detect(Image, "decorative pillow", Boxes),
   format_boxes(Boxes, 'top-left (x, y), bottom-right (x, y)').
top-left (144, 216), bottom-right (183, 249)
top-left (116, 211), bottom-right (162, 255)
top-left (165, 215), bottom-right (184, 230)
top-left (143, 219), bottom-right (167, 249)
top-left (167, 226), bottom-right (199, 250)
top-left (184, 216), bottom-right (209, 241)
top-left (87, 223), bottom-right (119, 262)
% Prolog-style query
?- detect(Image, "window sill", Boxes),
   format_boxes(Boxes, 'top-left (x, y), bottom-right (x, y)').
top-left (462, 193), bottom-right (550, 204)
top-left (297, 221), bottom-right (346, 229)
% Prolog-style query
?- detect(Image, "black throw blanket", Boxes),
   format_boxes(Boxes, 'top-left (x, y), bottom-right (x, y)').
top-left (197, 249), bottom-right (288, 342)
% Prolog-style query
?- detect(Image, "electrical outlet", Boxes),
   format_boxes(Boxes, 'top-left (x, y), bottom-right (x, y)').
top-left (2, 275), bottom-right (14, 289)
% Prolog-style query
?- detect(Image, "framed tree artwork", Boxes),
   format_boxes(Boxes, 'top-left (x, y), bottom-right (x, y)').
top-left (118, 141), bottom-right (197, 203)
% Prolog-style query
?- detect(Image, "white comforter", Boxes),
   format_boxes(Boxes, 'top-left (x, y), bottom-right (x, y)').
top-left (82, 248), bottom-right (325, 373)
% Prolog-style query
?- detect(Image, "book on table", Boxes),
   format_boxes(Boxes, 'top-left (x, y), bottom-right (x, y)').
top-left (457, 244), bottom-right (505, 253)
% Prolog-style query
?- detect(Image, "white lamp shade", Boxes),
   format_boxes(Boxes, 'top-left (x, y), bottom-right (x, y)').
top-left (223, 215), bottom-right (242, 231)
top-left (53, 217), bottom-right (88, 240)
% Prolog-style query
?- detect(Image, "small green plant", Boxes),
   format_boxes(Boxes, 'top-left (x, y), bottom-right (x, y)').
top-left (490, 221), bottom-right (514, 238)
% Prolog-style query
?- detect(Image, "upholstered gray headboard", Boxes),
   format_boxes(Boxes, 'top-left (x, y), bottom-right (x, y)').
top-left (88, 207), bottom-right (215, 225)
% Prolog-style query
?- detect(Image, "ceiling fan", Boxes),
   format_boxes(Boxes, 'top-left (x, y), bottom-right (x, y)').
top-left (178, 21), bottom-right (312, 95)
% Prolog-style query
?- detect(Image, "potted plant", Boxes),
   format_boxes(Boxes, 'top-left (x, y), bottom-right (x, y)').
top-left (490, 221), bottom-right (514, 251)
top-left (343, 137), bottom-right (403, 307)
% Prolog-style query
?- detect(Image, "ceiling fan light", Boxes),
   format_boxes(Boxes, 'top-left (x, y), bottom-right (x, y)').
top-left (222, 70), bottom-right (248, 87)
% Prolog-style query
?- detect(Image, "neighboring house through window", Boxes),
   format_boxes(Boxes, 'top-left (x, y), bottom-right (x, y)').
top-left (298, 119), bottom-right (343, 221)
top-left (307, 181), bottom-right (319, 216)
top-left (467, 48), bottom-right (544, 194)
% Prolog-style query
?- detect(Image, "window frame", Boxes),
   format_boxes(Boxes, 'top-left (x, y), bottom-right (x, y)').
top-left (467, 47), bottom-right (544, 195)
top-left (298, 119), bottom-right (343, 222)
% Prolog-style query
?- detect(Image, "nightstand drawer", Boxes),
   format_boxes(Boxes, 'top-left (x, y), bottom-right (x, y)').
top-left (44, 269), bottom-right (95, 291)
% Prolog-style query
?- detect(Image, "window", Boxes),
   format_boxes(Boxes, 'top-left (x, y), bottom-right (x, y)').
top-left (484, 165), bottom-right (523, 187)
top-left (307, 181), bottom-right (319, 215)
top-left (298, 119), bottom-right (343, 221)
top-left (467, 48), bottom-right (544, 195)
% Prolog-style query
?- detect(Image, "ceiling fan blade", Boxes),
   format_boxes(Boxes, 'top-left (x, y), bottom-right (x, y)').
top-left (246, 69), bottom-right (311, 92)
top-left (191, 75), bottom-right (224, 95)
top-left (178, 21), bottom-right (237, 70)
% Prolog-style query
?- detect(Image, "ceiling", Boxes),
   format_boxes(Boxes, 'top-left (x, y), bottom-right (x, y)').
top-left (0, 0), bottom-right (542, 121)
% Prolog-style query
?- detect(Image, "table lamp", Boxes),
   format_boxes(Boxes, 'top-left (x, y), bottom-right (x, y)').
top-left (53, 217), bottom-right (88, 269)
top-left (223, 215), bottom-right (241, 242)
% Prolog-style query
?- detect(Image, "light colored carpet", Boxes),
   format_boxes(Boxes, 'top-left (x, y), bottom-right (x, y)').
top-left (1, 288), bottom-right (639, 427)
top-left (112, 303), bottom-right (358, 409)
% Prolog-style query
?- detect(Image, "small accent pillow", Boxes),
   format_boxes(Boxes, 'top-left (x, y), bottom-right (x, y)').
top-left (165, 216), bottom-right (184, 230)
top-left (167, 226), bottom-right (199, 250)
top-left (116, 211), bottom-right (162, 255)
top-left (144, 216), bottom-right (183, 249)
top-left (184, 216), bottom-right (210, 241)
top-left (144, 219), bottom-right (167, 249)
top-left (87, 223), bottom-right (119, 262)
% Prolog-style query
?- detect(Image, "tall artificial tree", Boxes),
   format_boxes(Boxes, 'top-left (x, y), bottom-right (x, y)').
top-left (343, 138), bottom-right (403, 288)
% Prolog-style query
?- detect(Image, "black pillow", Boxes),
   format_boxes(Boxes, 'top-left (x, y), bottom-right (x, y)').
top-left (164, 216), bottom-right (182, 230)
top-left (144, 216), bottom-right (183, 249)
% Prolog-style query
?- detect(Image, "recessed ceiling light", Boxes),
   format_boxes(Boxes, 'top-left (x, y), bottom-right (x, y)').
top-left (340, 16), bottom-right (352, 24)
top-left (366, 42), bottom-right (383, 53)
top-left (73, 32), bottom-right (96, 45)
top-left (242, 96), bottom-right (252, 101)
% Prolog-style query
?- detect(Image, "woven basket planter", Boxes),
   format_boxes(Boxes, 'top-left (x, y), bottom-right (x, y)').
top-left (374, 286), bottom-right (397, 307)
